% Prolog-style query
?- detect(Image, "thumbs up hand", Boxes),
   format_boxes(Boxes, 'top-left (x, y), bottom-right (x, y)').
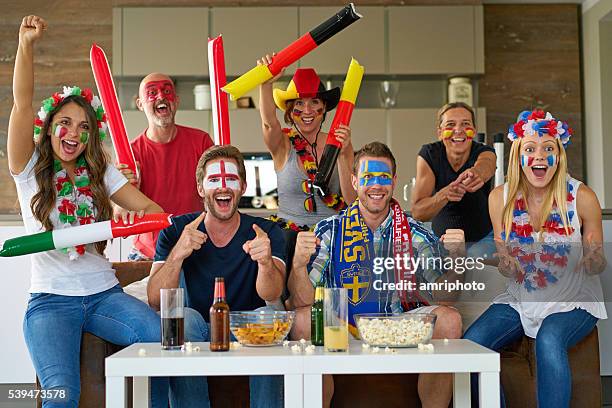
top-left (243, 224), bottom-right (272, 266)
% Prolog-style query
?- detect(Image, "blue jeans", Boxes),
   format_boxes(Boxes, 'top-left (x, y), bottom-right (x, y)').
top-left (169, 308), bottom-right (284, 408)
top-left (463, 303), bottom-right (598, 408)
top-left (23, 285), bottom-right (168, 408)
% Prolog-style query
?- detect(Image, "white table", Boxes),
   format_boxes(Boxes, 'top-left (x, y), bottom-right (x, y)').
top-left (105, 342), bottom-right (304, 408)
top-left (105, 339), bottom-right (499, 408)
top-left (301, 339), bottom-right (500, 408)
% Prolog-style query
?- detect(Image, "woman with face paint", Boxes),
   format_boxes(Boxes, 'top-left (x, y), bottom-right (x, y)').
top-left (8, 16), bottom-right (169, 407)
top-left (258, 55), bottom-right (357, 231)
top-left (412, 102), bottom-right (497, 258)
top-left (463, 110), bottom-right (607, 407)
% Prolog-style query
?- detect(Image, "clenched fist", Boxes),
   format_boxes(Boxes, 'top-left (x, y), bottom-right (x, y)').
top-left (293, 231), bottom-right (319, 269)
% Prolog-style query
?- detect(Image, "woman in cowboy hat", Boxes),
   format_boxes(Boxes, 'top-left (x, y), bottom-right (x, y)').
top-left (258, 55), bottom-right (357, 231)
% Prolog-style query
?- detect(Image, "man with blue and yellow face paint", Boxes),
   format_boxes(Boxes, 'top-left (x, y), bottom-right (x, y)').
top-left (288, 141), bottom-right (467, 408)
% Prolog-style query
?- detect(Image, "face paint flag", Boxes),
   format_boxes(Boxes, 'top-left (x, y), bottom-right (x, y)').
top-left (359, 160), bottom-right (393, 186)
top-left (547, 154), bottom-right (556, 166)
top-left (222, 4), bottom-right (361, 100)
top-left (205, 160), bottom-right (241, 190)
top-left (54, 124), bottom-right (68, 139)
top-left (143, 80), bottom-right (176, 103)
top-left (90, 43), bottom-right (139, 179)
top-left (313, 58), bottom-right (364, 196)
top-left (0, 213), bottom-right (172, 257)
top-left (521, 155), bottom-right (534, 168)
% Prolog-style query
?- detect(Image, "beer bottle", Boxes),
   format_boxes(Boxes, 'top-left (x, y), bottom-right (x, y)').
top-left (311, 284), bottom-right (324, 346)
top-left (210, 277), bottom-right (230, 351)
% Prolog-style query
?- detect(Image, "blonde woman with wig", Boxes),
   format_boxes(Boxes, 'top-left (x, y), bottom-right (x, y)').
top-left (9, 16), bottom-right (168, 407)
top-left (463, 109), bottom-right (607, 407)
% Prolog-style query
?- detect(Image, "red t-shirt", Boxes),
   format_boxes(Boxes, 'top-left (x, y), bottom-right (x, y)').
top-left (131, 124), bottom-right (214, 258)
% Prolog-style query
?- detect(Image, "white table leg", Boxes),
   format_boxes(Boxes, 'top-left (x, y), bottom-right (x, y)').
top-left (453, 372), bottom-right (470, 408)
top-left (133, 377), bottom-right (149, 408)
top-left (284, 374), bottom-right (304, 408)
top-left (479, 372), bottom-right (500, 408)
top-left (303, 374), bottom-right (322, 408)
top-left (106, 376), bottom-right (126, 408)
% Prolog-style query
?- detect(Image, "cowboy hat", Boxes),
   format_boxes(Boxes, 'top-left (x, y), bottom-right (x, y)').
top-left (273, 68), bottom-right (340, 112)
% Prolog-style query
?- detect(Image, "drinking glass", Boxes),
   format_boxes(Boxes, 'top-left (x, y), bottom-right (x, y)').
top-left (324, 288), bottom-right (349, 352)
top-left (160, 288), bottom-right (184, 350)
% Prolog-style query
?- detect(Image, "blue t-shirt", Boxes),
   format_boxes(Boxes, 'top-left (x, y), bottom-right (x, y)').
top-left (155, 212), bottom-right (287, 320)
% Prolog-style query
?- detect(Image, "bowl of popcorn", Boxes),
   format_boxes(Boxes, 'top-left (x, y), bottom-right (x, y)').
top-left (354, 313), bottom-right (437, 348)
top-left (230, 311), bottom-right (295, 346)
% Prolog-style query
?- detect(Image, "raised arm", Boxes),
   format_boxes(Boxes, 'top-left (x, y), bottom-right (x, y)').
top-left (8, 16), bottom-right (47, 174)
top-left (257, 54), bottom-right (288, 163)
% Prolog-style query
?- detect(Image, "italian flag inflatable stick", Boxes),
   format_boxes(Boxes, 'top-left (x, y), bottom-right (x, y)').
top-left (0, 213), bottom-right (172, 257)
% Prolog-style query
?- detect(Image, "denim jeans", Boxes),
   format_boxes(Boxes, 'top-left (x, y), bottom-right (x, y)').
top-left (23, 285), bottom-right (168, 408)
top-left (169, 308), bottom-right (284, 408)
top-left (463, 303), bottom-right (598, 408)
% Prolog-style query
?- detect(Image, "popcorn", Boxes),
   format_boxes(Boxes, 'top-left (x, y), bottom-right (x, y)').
top-left (305, 345), bottom-right (315, 354)
top-left (183, 342), bottom-right (193, 352)
top-left (138, 348), bottom-right (147, 357)
top-left (291, 344), bottom-right (301, 353)
top-left (418, 343), bottom-right (434, 352)
top-left (362, 343), bottom-right (370, 350)
top-left (444, 338), bottom-right (449, 344)
top-left (358, 317), bottom-right (433, 347)
top-left (372, 347), bottom-right (380, 353)
top-left (283, 340), bottom-right (290, 348)
top-left (193, 346), bottom-right (201, 352)
top-left (299, 338), bottom-right (307, 345)
top-left (384, 347), bottom-right (391, 353)
top-left (230, 342), bottom-right (242, 350)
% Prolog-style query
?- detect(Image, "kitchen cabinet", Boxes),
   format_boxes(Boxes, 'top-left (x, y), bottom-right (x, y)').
top-left (388, 6), bottom-right (484, 75)
top-left (211, 7), bottom-right (298, 76)
top-left (123, 110), bottom-right (211, 142)
top-left (298, 7), bottom-right (385, 74)
top-left (119, 7), bottom-right (209, 76)
top-left (389, 107), bottom-right (486, 209)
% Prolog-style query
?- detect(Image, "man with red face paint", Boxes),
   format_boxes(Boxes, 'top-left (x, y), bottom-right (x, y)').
top-left (116, 73), bottom-right (214, 260)
top-left (411, 102), bottom-right (497, 258)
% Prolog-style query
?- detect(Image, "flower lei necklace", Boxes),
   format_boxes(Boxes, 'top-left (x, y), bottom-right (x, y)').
top-left (54, 155), bottom-right (96, 260)
top-left (283, 128), bottom-right (346, 212)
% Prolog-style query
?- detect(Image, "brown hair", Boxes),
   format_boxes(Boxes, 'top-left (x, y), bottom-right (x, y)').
top-left (436, 102), bottom-right (476, 127)
top-left (31, 95), bottom-right (112, 255)
top-left (353, 142), bottom-right (397, 176)
top-left (196, 145), bottom-right (247, 186)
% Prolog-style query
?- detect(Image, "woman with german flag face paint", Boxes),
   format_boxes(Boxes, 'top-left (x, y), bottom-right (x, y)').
top-left (257, 56), bottom-right (357, 232)
top-left (411, 102), bottom-right (497, 258)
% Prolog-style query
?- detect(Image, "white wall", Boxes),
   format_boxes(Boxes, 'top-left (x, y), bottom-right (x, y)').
top-left (583, 0), bottom-right (612, 207)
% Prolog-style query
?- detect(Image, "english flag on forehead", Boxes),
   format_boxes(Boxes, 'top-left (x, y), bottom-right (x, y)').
top-left (208, 35), bottom-right (231, 146)
top-left (90, 44), bottom-right (139, 178)
top-left (205, 160), bottom-right (241, 190)
top-left (0, 213), bottom-right (172, 258)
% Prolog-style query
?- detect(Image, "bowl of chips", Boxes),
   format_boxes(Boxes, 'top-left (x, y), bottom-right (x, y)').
top-left (354, 313), bottom-right (437, 348)
top-left (230, 310), bottom-right (295, 346)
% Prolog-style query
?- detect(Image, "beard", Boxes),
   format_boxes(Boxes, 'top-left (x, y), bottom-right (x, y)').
top-left (204, 193), bottom-right (238, 221)
top-left (359, 190), bottom-right (392, 215)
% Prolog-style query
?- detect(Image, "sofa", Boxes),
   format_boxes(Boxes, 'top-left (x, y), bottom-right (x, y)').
top-left (37, 261), bottom-right (602, 407)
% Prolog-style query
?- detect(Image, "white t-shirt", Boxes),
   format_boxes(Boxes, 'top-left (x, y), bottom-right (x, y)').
top-left (12, 149), bottom-right (128, 296)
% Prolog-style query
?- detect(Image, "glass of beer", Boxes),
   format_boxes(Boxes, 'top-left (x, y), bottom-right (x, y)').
top-left (160, 288), bottom-right (184, 350)
top-left (324, 288), bottom-right (349, 352)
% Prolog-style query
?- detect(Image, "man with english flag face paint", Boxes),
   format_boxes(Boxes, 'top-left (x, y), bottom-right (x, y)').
top-left (147, 145), bottom-right (287, 408)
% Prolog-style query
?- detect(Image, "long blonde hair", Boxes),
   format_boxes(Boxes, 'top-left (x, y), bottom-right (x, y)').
top-left (502, 137), bottom-right (570, 241)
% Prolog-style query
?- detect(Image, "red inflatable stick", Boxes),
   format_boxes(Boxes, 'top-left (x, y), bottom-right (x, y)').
top-left (208, 36), bottom-right (231, 146)
top-left (313, 58), bottom-right (364, 195)
top-left (90, 44), bottom-right (138, 179)
top-left (110, 213), bottom-right (172, 238)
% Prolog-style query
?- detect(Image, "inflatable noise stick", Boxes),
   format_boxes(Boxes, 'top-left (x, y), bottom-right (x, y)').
top-left (0, 213), bottom-right (172, 257)
top-left (208, 35), bottom-right (231, 146)
top-left (90, 44), bottom-right (139, 179)
top-left (222, 3), bottom-right (362, 100)
top-left (313, 58), bottom-right (364, 196)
